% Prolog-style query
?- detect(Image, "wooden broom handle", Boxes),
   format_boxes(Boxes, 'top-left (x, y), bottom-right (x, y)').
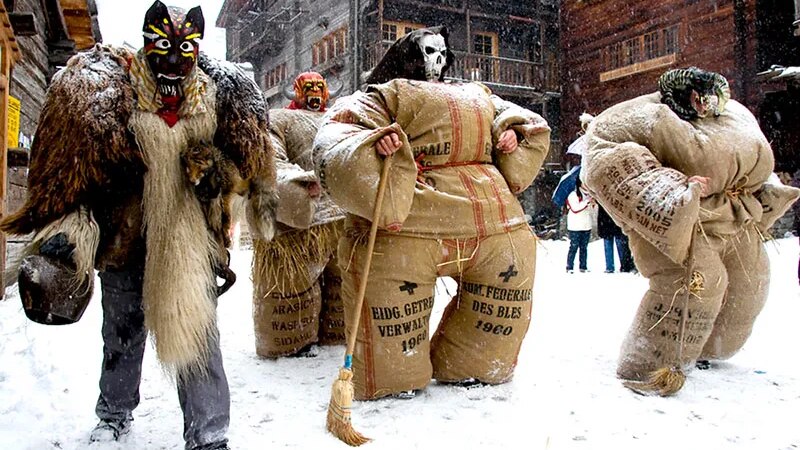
top-left (345, 155), bottom-right (393, 361)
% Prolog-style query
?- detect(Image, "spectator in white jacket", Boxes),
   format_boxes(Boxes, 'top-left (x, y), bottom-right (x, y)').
top-left (566, 179), bottom-right (595, 273)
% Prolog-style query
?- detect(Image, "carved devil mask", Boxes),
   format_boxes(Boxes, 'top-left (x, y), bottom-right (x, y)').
top-left (291, 72), bottom-right (329, 111)
top-left (142, 1), bottom-right (204, 97)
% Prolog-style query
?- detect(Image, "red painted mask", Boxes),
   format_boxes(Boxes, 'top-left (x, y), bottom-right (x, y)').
top-left (288, 72), bottom-right (329, 112)
top-left (142, 1), bottom-right (204, 98)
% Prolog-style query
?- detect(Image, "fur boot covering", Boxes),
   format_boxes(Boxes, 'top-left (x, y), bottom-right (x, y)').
top-left (0, 45), bottom-right (277, 376)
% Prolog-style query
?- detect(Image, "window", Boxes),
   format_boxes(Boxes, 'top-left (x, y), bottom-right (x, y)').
top-left (601, 24), bottom-right (680, 81)
top-left (382, 23), bottom-right (397, 42)
top-left (382, 21), bottom-right (424, 42)
top-left (264, 62), bottom-right (287, 90)
top-left (473, 33), bottom-right (494, 56)
top-left (643, 31), bottom-right (659, 59)
top-left (663, 26), bottom-right (679, 54)
top-left (313, 27), bottom-right (348, 68)
top-left (623, 39), bottom-right (639, 66)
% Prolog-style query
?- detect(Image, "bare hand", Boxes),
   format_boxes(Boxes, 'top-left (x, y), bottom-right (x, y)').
top-left (688, 175), bottom-right (711, 197)
top-left (375, 132), bottom-right (402, 156)
top-left (304, 180), bottom-right (322, 199)
top-left (497, 129), bottom-right (519, 154)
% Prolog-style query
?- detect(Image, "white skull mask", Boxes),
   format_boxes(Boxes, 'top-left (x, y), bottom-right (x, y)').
top-left (418, 33), bottom-right (448, 82)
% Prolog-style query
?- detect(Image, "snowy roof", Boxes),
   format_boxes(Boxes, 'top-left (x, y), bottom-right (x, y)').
top-left (756, 65), bottom-right (800, 85)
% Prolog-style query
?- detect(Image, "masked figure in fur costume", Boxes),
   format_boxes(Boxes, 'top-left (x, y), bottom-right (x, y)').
top-left (581, 67), bottom-right (800, 396)
top-left (252, 71), bottom-right (347, 357)
top-left (313, 26), bottom-right (551, 400)
top-left (0, 2), bottom-right (276, 447)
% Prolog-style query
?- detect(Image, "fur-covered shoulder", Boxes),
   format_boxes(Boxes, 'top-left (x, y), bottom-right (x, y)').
top-left (0, 44), bottom-right (138, 235)
top-left (198, 54), bottom-right (277, 241)
top-left (198, 53), bottom-right (274, 182)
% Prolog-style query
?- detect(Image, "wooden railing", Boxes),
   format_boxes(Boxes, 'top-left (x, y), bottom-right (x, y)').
top-left (363, 41), bottom-right (555, 91)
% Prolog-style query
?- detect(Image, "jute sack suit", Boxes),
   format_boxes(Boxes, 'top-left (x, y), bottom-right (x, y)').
top-left (581, 92), bottom-right (800, 386)
top-left (314, 79), bottom-right (550, 399)
top-left (253, 108), bottom-right (347, 357)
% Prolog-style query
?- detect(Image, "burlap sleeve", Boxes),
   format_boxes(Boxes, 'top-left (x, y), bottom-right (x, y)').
top-left (490, 95), bottom-right (551, 194)
top-left (313, 85), bottom-right (417, 230)
top-left (583, 114), bottom-right (701, 265)
top-left (755, 180), bottom-right (800, 233)
top-left (270, 119), bottom-right (318, 229)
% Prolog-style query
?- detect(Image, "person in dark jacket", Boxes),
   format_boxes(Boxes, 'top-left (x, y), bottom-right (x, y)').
top-left (597, 204), bottom-right (635, 273)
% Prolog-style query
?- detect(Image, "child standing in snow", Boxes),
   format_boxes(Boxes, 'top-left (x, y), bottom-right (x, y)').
top-left (566, 179), bottom-right (594, 273)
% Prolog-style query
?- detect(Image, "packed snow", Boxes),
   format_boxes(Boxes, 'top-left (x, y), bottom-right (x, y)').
top-left (1, 237), bottom-right (798, 449)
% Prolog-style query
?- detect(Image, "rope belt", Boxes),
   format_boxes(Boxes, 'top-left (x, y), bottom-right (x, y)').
top-left (724, 186), bottom-right (751, 199)
top-left (414, 152), bottom-right (491, 175)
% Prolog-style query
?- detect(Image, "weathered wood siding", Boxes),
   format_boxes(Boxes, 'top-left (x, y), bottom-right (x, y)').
top-left (9, 0), bottom-right (49, 141)
top-left (560, 0), bottom-right (759, 147)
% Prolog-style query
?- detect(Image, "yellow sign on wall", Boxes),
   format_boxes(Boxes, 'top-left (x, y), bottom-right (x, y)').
top-left (8, 95), bottom-right (20, 149)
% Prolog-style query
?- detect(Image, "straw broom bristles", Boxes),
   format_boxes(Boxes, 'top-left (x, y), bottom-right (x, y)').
top-left (327, 367), bottom-right (369, 446)
top-left (623, 366), bottom-right (686, 396)
top-left (327, 155), bottom-right (392, 446)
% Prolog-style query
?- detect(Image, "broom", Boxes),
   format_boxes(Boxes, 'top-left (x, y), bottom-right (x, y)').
top-left (326, 154), bottom-right (393, 446)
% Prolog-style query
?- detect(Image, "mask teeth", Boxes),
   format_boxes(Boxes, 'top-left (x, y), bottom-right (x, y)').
top-left (159, 84), bottom-right (180, 97)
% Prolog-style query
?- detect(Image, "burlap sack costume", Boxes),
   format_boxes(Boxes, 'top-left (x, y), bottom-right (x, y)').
top-left (314, 79), bottom-right (550, 399)
top-left (582, 93), bottom-right (800, 393)
top-left (253, 108), bottom-right (347, 357)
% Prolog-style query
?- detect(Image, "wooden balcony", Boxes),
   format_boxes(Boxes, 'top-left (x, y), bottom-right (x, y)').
top-left (364, 41), bottom-right (557, 93)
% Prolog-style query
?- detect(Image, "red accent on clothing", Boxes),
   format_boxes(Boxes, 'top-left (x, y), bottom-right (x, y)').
top-left (478, 165), bottom-right (511, 233)
top-left (445, 92), bottom-right (462, 162)
top-left (459, 171), bottom-right (486, 239)
top-left (415, 153), bottom-right (490, 173)
top-left (472, 99), bottom-right (485, 161)
top-left (157, 95), bottom-right (182, 127)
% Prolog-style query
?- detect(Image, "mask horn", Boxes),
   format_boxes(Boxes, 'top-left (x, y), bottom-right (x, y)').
top-left (712, 72), bottom-right (730, 116)
top-left (327, 75), bottom-right (344, 98)
top-left (282, 75), bottom-right (296, 101)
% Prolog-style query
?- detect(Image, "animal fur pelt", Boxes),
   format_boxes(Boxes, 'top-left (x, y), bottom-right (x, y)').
top-left (130, 89), bottom-right (220, 376)
top-left (0, 45), bottom-right (138, 235)
top-left (198, 54), bottom-right (277, 241)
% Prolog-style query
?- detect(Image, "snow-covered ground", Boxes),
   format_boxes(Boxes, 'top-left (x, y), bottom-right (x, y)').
top-left (1, 237), bottom-right (798, 450)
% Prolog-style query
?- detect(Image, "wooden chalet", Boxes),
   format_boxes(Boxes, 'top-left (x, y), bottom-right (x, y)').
top-left (561, 0), bottom-right (800, 174)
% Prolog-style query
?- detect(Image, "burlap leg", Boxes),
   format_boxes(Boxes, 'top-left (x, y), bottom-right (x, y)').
top-left (618, 232), bottom-right (727, 383)
top-left (700, 228), bottom-right (769, 360)
top-left (431, 228), bottom-right (536, 385)
top-left (252, 236), bottom-right (325, 358)
top-left (338, 232), bottom-right (439, 400)
top-left (318, 257), bottom-right (346, 345)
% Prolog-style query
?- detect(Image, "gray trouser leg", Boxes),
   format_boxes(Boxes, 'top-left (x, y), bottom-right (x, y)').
top-left (96, 270), bottom-right (230, 449)
top-left (178, 331), bottom-right (230, 450)
top-left (95, 270), bottom-right (147, 422)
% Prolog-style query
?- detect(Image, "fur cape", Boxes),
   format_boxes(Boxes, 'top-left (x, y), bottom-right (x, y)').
top-left (0, 45), bottom-right (277, 375)
top-left (1, 46), bottom-right (275, 238)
